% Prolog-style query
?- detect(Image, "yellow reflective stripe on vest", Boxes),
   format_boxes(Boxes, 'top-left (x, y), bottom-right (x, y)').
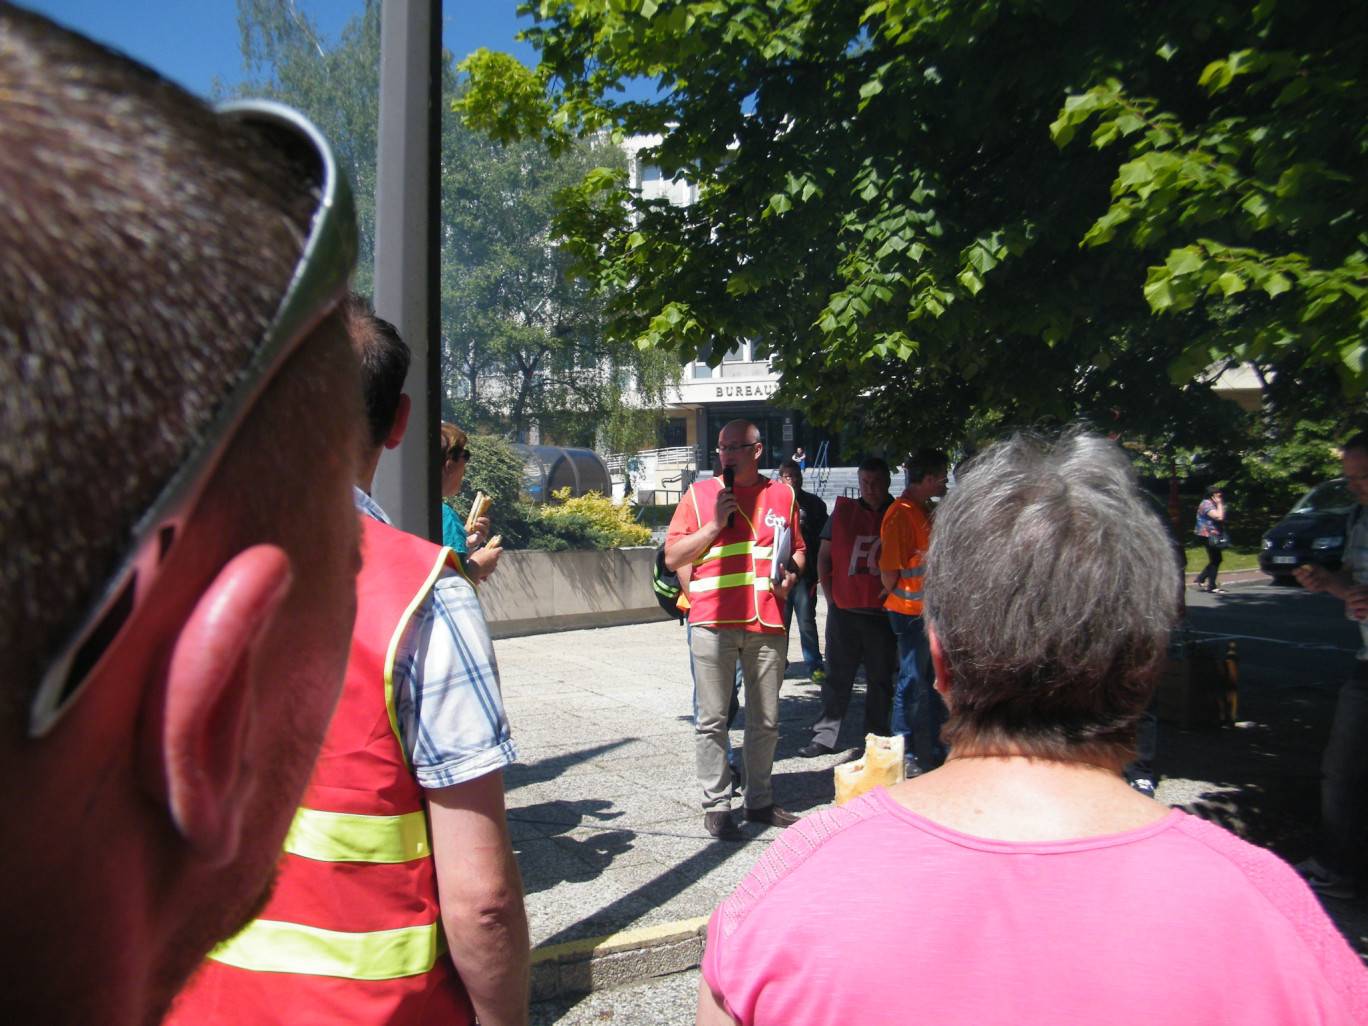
top-left (209, 918), bottom-right (446, 980)
top-left (894, 565), bottom-right (924, 601)
top-left (698, 540), bottom-right (755, 563)
top-left (383, 546), bottom-right (457, 766)
top-left (689, 571), bottom-right (756, 592)
top-left (284, 807), bottom-right (430, 864)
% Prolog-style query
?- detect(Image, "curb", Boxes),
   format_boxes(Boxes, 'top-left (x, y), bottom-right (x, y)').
top-left (529, 917), bottom-right (710, 1001)
top-left (1185, 568), bottom-right (1265, 587)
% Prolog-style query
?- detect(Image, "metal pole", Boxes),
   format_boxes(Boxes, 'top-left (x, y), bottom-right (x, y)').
top-left (372, 0), bottom-right (443, 540)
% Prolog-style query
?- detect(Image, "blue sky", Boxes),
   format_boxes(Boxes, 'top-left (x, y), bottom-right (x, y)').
top-left (22, 0), bottom-right (537, 98)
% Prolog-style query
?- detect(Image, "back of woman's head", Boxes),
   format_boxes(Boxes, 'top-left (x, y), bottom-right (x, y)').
top-left (923, 429), bottom-right (1181, 761)
top-left (441, 423), bottom-right (467, 461)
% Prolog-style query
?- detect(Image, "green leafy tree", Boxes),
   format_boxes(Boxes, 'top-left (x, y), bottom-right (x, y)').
top-left (220, 0), bottom-right (385, 297)
top-left (441, 116), bottom-right (676, 446)
top-left (227, 0), bottom-right (676, 449)
top-left (459, 0), bottom-right (1368, 453)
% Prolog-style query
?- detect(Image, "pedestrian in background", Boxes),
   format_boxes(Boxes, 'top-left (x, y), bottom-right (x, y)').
top-left (881, 448), bottom-right (949, 774)
top-left (800, 458), bottom-right (897, 757)
top-left (1295, 430), bottom-right (1368, 901)
top-left (1194, 485), bottom-right (1228, 593)
top-left (441, 422), bottom-right (502, 581)
top-left (777, 459), bottom-right (828, 682)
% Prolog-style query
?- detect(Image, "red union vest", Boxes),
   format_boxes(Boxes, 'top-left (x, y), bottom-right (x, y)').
top-left (686, 476), bottom-right (794, 630)
top-left (164, 515), bottom-right (473, 1026)
top-left (829, 495), bottom-right (889, 610)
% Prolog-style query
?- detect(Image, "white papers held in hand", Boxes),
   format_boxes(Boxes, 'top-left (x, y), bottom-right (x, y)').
top-left (770, 524), bottom-right (791, 582)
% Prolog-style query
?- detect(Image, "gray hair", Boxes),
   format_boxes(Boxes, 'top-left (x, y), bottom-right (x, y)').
top-left (923, 429), bottom-right (1180, 760)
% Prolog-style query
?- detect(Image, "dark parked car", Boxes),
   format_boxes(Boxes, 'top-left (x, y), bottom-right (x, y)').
top-left (1259, 478), bottom-right (1357, 580)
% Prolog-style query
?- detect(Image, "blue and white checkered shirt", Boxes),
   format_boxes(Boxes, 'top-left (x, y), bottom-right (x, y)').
top-left (354, 487), bottom-right (518, 788)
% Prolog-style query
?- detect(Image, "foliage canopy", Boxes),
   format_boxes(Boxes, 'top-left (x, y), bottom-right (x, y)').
top-left (460, 0), bottom-right (1368, 451)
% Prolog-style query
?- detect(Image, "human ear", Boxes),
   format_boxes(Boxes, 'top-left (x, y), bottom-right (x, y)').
top-left (384, 393), bottom-right (411, 450)
top-left (929, 627), bottom-right (952, 699)
top-left (157, 545), bottom-right (294, 868)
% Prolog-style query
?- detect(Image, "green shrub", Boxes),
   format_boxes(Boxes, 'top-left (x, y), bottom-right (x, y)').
top-left (538, 487), bottom-right (653, 549)
top-left (446, 444), bottom-right (655, 551)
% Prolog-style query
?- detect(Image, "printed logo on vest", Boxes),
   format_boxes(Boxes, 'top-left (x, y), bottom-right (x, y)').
top-left (765, 510), bottom-right (788, 529)
top-left (847, 534), bottom-right (882, 575)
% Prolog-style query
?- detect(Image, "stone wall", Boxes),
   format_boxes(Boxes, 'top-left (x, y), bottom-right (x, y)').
top-left (477, 545), bottom-right (670, 638)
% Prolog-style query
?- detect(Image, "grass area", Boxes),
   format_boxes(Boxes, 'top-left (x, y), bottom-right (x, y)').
top-left (1185, 542), bottom-right (1260, 576)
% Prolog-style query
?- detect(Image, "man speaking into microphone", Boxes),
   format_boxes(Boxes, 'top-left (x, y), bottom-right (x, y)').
top-left (666, 421), bottom-right (805, 840)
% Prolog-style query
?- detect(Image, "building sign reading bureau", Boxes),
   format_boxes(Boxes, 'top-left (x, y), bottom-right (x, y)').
top-left (716, 382), bottom-right (778, 398)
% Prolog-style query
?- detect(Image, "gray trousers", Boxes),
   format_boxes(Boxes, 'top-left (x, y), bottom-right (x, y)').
top-left (691, 626), bottom-right (784, 811)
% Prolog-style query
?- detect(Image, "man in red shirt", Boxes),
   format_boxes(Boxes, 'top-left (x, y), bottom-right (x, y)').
top-left (666, 421), bottom-right (805, 840)
top-left (801, 457), bottom-right (897, 758)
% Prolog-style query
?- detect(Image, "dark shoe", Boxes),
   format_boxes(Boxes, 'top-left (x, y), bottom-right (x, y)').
top-left (704, 810), bottom-right (743, 841)
top-left (904, 757), bottom-right (926, 779)
top-left (1297, 857), bottom-right (1356, 899)
top-left (744, 804), bottom-right (800, 828)
top-left (798, 741), bottom-right (834, 758)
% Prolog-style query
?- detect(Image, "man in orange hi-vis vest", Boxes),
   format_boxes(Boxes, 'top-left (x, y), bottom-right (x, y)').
top-left (881, 448), bottom-right (950, 775)
top-left (666, 420), bottom-right (805, 841)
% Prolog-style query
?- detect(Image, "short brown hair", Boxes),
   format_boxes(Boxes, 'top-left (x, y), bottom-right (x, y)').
top-left (343, 292), bottom-right (410, 448)
top-left (0, 4), bottom-right (327, 715)
top-left (440, 423), bottom-right (469, 463)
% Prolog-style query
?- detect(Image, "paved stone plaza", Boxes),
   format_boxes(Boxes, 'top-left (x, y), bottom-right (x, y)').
top-left (494, 573), bottom-right (1368, 1012)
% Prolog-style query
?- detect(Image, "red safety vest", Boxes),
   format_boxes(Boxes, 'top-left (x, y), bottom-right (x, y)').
top-left (686, 477), bottom-right (794, 630)
top-left (165, 515), bottom-right (472, 1026)
top-left (828, 496), bottom-right (888, 610)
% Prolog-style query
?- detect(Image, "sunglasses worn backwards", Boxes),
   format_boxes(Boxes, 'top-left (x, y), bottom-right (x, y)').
top-left (28, 100), bottom-right (359, 738)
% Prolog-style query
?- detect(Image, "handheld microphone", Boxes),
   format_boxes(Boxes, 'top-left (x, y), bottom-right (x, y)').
top-left (722, 466), bottom-right (735, 527)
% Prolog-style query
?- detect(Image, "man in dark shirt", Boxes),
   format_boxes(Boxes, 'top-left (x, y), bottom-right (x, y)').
top-left (778, 459), bottom-right (829, 682)
top-left (801, 458), bottom-right (897, 757)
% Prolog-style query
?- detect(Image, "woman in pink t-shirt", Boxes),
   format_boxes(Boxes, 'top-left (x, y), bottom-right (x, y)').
top-left (699, 431), bottom-right (1368, 1026)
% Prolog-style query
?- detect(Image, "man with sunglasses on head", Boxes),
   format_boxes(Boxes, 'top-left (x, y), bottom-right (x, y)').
top-left (0, 6), bottom-right (365, 1025)
top-left (666, 420), bottom-right (805, 840)
top-left (167, 293), bottom-right (528, 1025)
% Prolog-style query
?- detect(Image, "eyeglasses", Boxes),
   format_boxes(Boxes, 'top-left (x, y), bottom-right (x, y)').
top-left (28, 99), bottom-right (358, 738)
top-left (717, 442), bottom-right (760, 454)
top-left (450, 450), bottom-right (471, 465)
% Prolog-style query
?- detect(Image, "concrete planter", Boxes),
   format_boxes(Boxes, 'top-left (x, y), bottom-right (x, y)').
top-left (477, 545), bottom-right (668, 639)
